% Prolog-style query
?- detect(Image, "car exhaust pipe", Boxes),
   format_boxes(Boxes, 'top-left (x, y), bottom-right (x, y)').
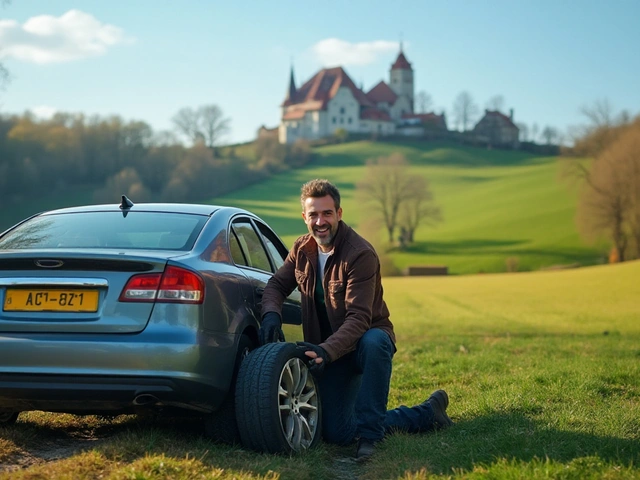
top-left (133, 394), bottom-right (159, 406)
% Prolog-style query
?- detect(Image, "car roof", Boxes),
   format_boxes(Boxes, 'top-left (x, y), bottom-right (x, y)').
top-left (39, 203), bottom-right (226, 217)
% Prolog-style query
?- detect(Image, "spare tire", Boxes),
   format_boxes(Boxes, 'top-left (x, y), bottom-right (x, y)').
top-left (235, 342), bottom-right (322, 453)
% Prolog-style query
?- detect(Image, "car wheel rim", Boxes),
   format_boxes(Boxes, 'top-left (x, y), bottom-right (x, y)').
top-left (278, 357), bottom-right (319, 451)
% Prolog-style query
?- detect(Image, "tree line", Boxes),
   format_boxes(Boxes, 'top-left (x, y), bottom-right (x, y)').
top-left (0, 109), bottom-right (311, 210)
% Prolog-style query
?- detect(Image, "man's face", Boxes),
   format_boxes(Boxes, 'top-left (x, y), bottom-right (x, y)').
top-left (302, 195), bottom-right (342, 252)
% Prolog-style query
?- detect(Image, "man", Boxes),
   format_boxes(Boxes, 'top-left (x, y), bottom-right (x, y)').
top-left (259, 179), bottom-right (452, 460)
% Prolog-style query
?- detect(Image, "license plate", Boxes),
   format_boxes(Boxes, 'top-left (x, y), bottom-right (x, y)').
top-left (3, 289), bottom-right (99, 312)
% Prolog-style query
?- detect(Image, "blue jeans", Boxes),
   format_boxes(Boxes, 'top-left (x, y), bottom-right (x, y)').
top-left (319, 328), bottom-right (437, 444)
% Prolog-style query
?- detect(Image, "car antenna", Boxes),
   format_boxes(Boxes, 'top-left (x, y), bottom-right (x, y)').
top-left (120, 195), bottom-right (134, 210)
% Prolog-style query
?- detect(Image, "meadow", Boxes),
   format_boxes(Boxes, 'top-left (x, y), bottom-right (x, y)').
top-left (213, 140), bottom-right (603, 274)
top-left (1, 260), bottom-right (638, 479)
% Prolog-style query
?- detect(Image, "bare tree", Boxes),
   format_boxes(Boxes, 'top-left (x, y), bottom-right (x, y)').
top-left (198, 104), bottom-right (231, 149)
top-left (415, 91), bottom-right (433, 114)
top-left (172, 107), bottom-right (201, 144)
top-left (357, 153), bottom-right (441, 244)
top-left (452, 91), bottom-right (479, 132)
top-left (580, 99), bottom-right (613, 128)
top-left (531, 123), bottom-right (539, 143)
top-left (516, 122), bottom-right (529, 142)
top-left (574, 118), bottom-right (640, 261)
top-left (541, 125), bottom-right (559, 145)
top-left (398, 176), bottom-right (442, 245)
top-left (485, 95), bottom-right (505, 112)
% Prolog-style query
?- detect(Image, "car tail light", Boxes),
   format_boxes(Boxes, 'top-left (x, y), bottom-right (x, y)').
top-left (120, 266), bottom-right (204, 304)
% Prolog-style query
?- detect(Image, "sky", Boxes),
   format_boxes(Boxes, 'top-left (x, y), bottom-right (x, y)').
top-left (0, 0), bottom-right (638, 145)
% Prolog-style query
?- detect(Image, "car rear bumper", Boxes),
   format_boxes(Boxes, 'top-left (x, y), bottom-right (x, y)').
top-left (0, 326), bottom-right (240, 415)
top-left (0, 372), bottom-right (221, 414)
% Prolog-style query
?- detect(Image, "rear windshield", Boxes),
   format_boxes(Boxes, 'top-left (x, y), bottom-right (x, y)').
top-left (0, 211), bottom-right (208, 251)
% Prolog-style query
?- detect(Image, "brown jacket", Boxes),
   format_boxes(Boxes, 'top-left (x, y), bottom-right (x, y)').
top-left (262, 221), bottom-right (395, 362)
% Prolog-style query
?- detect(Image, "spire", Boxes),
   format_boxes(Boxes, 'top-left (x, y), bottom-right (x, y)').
top-left (285, 63), bottom-right (296, 104)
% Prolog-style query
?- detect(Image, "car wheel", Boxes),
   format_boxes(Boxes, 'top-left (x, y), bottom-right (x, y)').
top-left (204, 333), bottom-right (254, 443)
top-left (235, 342), bottom-right (322, 453)
top-left (0, 412), bottom-right (19, 424)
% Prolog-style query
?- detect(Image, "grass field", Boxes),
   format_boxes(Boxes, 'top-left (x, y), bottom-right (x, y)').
top-left (212, 140), bottom-right (604, 274)
top-left (1, 260), bottom-right (638, 479)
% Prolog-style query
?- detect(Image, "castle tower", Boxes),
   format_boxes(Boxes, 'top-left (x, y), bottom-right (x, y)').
top-left (389, 44), bottom-right (414, 113)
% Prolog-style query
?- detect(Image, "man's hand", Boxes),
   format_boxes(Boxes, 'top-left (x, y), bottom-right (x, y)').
top-left (296, 341), bottom-right (330, 376)
top-left (259, 312), bottom-right (284, 345)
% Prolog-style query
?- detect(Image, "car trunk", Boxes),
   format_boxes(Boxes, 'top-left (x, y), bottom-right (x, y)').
top-left (0, 250), bottom-right (182, 334)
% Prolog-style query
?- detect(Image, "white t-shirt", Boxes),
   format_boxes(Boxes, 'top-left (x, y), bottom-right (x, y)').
top-left (317, 248), bottom-right (333, 279)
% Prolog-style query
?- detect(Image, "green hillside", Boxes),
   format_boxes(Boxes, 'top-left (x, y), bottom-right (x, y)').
top-left (213, 140), bottom-right (604, 274)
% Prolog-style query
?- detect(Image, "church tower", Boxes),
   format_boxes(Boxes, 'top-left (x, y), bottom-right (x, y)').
top-left (389, 44), bottom-right (414, 113)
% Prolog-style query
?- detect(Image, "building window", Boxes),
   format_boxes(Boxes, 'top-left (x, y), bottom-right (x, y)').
top-left (332, 117), bottom-right (336, 124)
top-left (348, 117), bottom-right (352, 124)
top-left (340, 107), bottom-right (345, 114)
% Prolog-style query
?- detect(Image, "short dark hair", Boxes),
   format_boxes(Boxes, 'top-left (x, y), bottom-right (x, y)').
top-left (300, 179), bottom-right (341, 211)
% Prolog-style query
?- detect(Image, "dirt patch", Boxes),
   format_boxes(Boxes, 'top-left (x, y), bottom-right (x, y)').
top-left (1, 436), bottom-right (104, 473)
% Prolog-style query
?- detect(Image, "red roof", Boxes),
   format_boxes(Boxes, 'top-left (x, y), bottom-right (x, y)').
top-left (361, 108), bottom-right (392, 122)
top-left (366, 81), bottom-right (398, 105)
top-left (402, 112), bottom-right (447, 129)
top-left (391, 51), bottom-right (412, 70)
top-left (282, 109), bottom-right (306, 120)
top-left (282, 66), bottom-right (374, 110)
top-left (482, 110), bottom-right (518, 129)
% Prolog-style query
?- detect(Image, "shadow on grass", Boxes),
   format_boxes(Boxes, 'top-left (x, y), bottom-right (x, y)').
top-left (398, 409), bottom-right (640, 475)
top-left (405, 239), bottom-right (600, 264)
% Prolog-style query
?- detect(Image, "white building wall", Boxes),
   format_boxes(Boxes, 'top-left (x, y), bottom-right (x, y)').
top-left (389, 96), bottom-right (412, 122)
top-left (389, 68), bottom-right (414, 109)
top-left (326, 87), bottom-right (360, 134)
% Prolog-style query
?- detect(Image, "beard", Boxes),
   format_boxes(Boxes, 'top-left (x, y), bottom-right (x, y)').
top-left (311, 223), bottom-right (337, 248)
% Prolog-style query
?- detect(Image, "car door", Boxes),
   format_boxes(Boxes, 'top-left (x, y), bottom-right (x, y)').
top-left (228, 217), bottom-right (301, 335)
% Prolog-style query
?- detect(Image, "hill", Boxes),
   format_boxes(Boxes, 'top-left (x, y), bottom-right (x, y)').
top-left (213, 140), bottom-right (604, 274)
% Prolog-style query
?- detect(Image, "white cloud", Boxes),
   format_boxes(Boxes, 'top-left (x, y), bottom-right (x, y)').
top-left (0, 10), bottom-right (135, 64)
top-left (310, 39), bottom-right (400, 67)
top-left (30, 105), bottom-right (57, 119)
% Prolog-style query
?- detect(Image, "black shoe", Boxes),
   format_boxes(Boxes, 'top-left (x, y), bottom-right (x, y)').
top-left (355, 438), bottom-right (376, 461)
top-left (424, 389), bottom-right (453, 429)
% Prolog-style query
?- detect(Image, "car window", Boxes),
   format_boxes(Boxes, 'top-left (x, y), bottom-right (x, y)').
top-left (0, 212), bottom-right (208, 251)
top-left (229, 230), bottom-right (248, 266)
top-left (231, 219), bottom-right (272, 272)
top-left (255, 221), bottom-right (287, 271)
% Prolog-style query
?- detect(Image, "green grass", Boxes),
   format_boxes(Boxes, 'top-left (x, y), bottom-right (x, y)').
top-left (212, 140), bottom-right (604, 274)
top-left (1, 260), bottom-right (639, 479)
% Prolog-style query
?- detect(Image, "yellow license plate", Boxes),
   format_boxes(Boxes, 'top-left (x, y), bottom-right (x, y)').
top-left (3, 289), bottom-right (99, 312)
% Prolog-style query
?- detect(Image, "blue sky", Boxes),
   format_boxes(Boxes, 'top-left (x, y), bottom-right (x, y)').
top-left (1, 0), bottom-right (638, 144)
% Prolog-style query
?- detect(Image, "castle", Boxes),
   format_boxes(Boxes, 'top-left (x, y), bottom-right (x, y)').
top-left (278, 47), bottom-right (446, 144)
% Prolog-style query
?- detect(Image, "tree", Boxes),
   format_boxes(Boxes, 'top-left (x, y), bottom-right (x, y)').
top-left (541, 125), bottom-right (559, 145)
top-left (531, 123), bottom-right (539, 143)
top-left (452, 91), bottom-right (479, 132)
top-left (357, 153), bottom-right (441, 244)
top-left (516, 122), bottom-right (529, 142)
top-left (485, 95), bottom-right (505, 112)
top-left (398, 176), bottom-right (442, 245)
top-left (198, 104), bottom-right (230, 149)
top-left (580, 99), bottom-right (613, 128)
top-left (172, 107), bottom-right (200, 144)
top-left (573, 118), bottom-right (640, 261)
top-left (415, 91), bottom-right (433, 113)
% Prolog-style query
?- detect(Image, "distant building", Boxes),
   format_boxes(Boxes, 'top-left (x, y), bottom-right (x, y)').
top-left (257, 125), bottom-right (278, 140)
top-left (278, 46), bottom-right (446, 144)
top-left (473, 109), bottom-right (520, 148)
